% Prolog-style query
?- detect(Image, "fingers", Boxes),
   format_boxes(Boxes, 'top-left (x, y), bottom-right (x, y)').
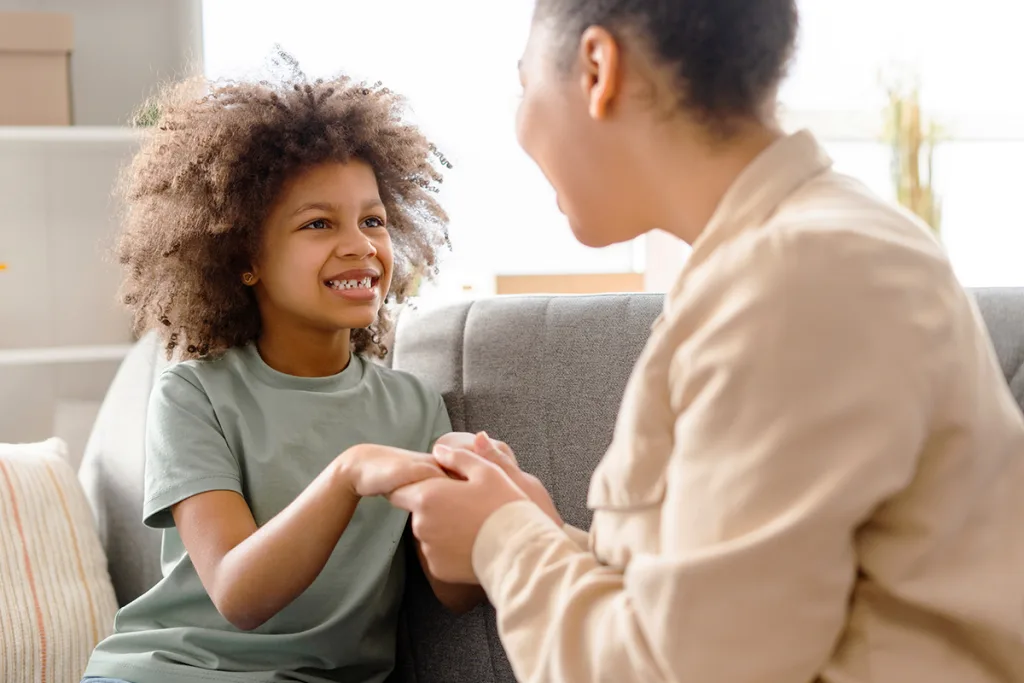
top-left (490, 436), bottom-right (517, 464)
top-left (359, 445), bottom-right (451, 495)
top-left (432, 444), bottom-right (502, 481)
top-left (401, 461), bottom-right (448, 485)
top-left (407, 451), bottom-right (445, 467)
top-left (388, 478), bottom-right (440, 512)
top-left (472, 432), bottom-right (518, 471)
top-left (433, 432), bottom-right (478, 452)
top-left (391, 452), bottom-right (447, 487)
top-left (387, 482), bottom-right (416, 511)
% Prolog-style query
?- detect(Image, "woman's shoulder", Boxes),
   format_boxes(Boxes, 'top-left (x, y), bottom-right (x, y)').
top-left (698, 171), bottom-right (952, 305)
top-left (664, 172), bottom-right (965, 363)
top-left (776, 169), bottom-right (945, 257)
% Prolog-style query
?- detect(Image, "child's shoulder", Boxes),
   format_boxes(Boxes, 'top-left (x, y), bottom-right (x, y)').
top-left (363, 362), bottom-right (450, 435)
top-left (363, 361), bottom-right (444, 406)
top-left (154, 347), bottom-right (246, 395)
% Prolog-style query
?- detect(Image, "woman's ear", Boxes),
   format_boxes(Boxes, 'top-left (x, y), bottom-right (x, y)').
top-left (241, 269), bottom-right (259, 286)
top-left (578, 26), bottom-right (621, 121)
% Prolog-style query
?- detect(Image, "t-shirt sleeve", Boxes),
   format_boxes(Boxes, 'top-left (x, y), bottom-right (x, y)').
top-left (427, 392), bottom-right (453, 451)
top-left (142, 368), bottom-right (243, 528)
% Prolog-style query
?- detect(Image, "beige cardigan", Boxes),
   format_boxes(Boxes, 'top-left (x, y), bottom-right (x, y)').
top-left (471, 130), bottom-right (1024, 682)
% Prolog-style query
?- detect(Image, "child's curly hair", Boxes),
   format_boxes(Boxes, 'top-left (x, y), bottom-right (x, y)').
top-left (118, 56), bottom-right (450, 361)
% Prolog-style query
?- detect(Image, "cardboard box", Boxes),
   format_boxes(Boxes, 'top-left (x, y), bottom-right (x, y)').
top-left (0, 13), bottom-right (73, 125)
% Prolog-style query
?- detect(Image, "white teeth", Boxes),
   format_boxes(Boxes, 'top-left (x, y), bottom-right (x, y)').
top-left (327, 277), bottom-right (374, 290)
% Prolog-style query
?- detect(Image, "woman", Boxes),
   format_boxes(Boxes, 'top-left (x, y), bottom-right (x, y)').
top-left (388, 1), bottom-right (1024, 681)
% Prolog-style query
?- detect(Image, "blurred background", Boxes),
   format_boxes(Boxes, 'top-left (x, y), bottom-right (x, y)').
top-left (0, 0), bottom-right (1021, 455)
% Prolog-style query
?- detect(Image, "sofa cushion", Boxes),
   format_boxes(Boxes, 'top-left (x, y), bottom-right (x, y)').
top-left (0, 437), bottom-right (119, 683)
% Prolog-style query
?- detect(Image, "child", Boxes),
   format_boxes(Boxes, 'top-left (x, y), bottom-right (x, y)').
top-left (83, 60), bottom-right (482, 683)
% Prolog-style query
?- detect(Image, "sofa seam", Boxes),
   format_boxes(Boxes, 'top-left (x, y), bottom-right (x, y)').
top-left (459, 300), bottom-right (472, 433)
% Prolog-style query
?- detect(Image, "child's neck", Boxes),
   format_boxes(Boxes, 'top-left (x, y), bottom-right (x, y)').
top-left (256, 326), bottom-right (352, 378)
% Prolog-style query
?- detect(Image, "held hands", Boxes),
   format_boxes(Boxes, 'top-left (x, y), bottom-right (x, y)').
top-left (337, 432), bottom-right (561, 583)
top-left (439, 432), bottom-right (562, 526)
top-left (335, 432), bottom-right (550, 505)
top-left (336, 444), bottom-right (446, 499)
top-left (388, 432), bottom-right (560, 583)
top-left (387, 443), bottom-right (528, 582)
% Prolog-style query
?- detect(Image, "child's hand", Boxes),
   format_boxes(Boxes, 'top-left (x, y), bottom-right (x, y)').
top-left (434, 431), bottom-right (517, 468)
top-left (336, 444), bottom-right (446, 498)
top-left (434, 432), bottom-right (561, 525)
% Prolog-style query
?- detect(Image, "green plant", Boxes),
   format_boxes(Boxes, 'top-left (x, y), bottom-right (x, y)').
top-left (131, 99), bottom-right (161, 128)
top-left (881, 72), bottom-right (944, 235)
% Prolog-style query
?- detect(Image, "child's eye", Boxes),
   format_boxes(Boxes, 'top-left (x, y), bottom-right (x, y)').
top-left (362, 216), bottom-right (386, 229)
top-left (303, 219), bottom-right (329, 230)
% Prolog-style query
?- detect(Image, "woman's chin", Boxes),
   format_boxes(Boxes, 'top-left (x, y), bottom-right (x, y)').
top-left (568, 216), bottom-right (619, 249)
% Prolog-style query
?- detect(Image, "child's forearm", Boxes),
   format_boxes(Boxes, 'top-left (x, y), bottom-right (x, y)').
top-left (429, 577), bottom-right (487, 614)
top-left (176, 454), bottom-right (359, 631)
top-left (414, 538), bottom-right (486, 614)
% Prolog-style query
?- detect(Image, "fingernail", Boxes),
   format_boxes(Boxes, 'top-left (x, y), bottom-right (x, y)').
top-left (478, 431), bottom-right (489, 439)
top-left (433, 444), bottom-right (452, 457)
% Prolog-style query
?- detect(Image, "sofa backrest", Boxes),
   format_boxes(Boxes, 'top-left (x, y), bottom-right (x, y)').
top-left (79, 290), bottom-right (1024, 682)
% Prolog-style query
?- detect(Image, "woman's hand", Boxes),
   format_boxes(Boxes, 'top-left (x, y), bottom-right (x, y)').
top-left (461, 432), bottom-right (562, 526)
top-left (336, 443), bottom-right (447, 498)
top-left (389, 445), bottom-right (530, 583)
top-left (433, 431), bottom-right (485, 453)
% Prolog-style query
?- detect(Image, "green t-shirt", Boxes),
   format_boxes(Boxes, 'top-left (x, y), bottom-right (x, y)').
top-left (85, 344), bottom-right (451, 683)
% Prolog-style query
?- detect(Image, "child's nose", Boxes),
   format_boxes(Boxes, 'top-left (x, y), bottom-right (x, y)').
top-left (334, 226), bottom-right (377, 259)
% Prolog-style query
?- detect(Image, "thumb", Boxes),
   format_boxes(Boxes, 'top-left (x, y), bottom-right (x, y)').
top-left (387, 479), bottom-right (431, 512)
top-left (433, 444), bottom-right (500, 482)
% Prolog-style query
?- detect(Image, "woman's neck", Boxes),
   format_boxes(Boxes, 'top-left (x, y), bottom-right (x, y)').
top-left (256, 325), bottom-right (353, 378)
top-left (635, 118), bottom-right (784, 245)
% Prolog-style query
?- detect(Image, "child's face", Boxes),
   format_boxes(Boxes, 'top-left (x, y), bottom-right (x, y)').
top-left (250, 160), bottom-right (394, 339)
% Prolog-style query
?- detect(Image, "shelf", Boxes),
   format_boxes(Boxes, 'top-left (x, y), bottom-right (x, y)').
top-left (0, 126), bottom-right (141, 144)
top-left (0, 344), bottom-right (133, 367)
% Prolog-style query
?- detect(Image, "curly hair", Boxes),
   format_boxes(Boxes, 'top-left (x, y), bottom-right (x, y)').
top-left (117, 55), bottom-right (450, 361)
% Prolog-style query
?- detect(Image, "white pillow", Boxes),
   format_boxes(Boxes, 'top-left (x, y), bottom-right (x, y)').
top-left (0, 437), bottom-right (119, 683)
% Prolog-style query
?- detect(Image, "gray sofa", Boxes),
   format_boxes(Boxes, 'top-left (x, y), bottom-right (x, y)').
top-left (78, 291), bottom-right (1024, 683)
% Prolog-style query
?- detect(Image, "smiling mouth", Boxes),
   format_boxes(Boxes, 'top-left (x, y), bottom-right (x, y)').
top-left (325, 276), bottom-right (378, 291)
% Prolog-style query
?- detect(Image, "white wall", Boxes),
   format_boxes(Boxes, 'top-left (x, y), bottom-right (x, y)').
top-left (0, 0), bottom-right (203, 125)
top-left (0, 1), bottom-right (201, 453)
top-left (0, 129), bottom-right (139, 449)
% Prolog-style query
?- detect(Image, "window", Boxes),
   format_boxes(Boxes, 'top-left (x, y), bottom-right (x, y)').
top-left (781, 0), bottom-right (1024, 287)
top-left (202, 0), bottom-right (641, 302)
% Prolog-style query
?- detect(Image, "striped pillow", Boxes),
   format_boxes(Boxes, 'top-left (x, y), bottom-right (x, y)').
top-left (0, 438), bottom-right (119, 683)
